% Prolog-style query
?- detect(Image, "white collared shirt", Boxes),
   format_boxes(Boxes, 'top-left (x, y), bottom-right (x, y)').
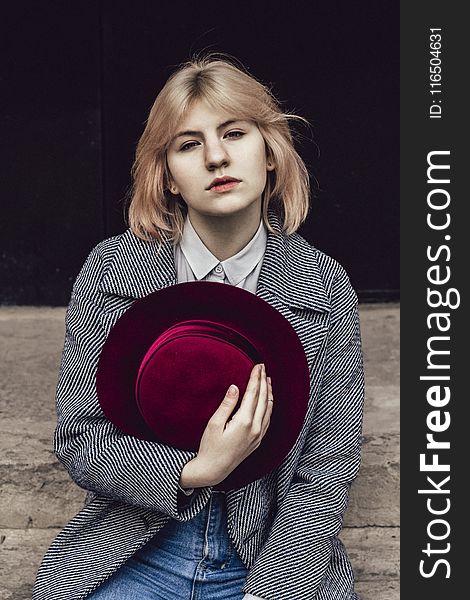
top-left (174, 215), bottom-right (267, 293)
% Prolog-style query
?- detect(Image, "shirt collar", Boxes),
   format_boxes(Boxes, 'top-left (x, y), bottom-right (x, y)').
top-left (179, 215), bottom-right (267, 285)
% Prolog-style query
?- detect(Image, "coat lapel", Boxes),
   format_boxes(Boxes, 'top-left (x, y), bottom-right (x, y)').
top-left (256, 211), bottom-right (330, 313)
top-left (100, 229), bottom-right (177, 299)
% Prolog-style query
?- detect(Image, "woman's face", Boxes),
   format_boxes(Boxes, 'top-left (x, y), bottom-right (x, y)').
top-left (166, 99), bottom-right (274, 221)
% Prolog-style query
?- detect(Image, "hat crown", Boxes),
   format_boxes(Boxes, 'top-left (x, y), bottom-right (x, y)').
top-left (135, 319), bottom-right (260, 452)
top-left (137, 320), bottom-right (261, 378)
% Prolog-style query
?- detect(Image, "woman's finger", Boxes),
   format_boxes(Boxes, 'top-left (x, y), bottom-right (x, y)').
top-left (260, 377), bottom-right (274, 437)
top-left (253, 366), bottom-right (269, 428)
top-left (208, 384), bottom-right (240, 427)
top-left (236, 363), bottom-right (262, 419)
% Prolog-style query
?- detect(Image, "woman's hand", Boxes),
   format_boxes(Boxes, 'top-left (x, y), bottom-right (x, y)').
top-left (179, 364), bottom-right (273, 488)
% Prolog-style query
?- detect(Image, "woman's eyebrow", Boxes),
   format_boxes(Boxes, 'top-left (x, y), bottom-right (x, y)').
top-left (171, 119), bottom-right (247, 143)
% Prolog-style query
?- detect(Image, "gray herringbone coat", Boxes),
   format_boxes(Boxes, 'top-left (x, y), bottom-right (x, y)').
top-left (33, 213), bottom-right (364, 600)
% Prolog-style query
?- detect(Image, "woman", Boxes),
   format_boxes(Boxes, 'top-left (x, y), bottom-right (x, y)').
top-left (33, 54), bottom-right (364, 600)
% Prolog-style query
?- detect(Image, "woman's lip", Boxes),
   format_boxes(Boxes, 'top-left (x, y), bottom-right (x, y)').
top-left (209, 181), bottom-right (240, 193)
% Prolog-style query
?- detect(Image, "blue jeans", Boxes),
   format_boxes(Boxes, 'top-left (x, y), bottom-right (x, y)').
top-left (86, 491), bottom-right (248, 599)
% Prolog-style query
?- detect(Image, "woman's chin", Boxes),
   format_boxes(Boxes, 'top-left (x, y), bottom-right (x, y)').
top-left (189, 197), bottom-right (262, 220)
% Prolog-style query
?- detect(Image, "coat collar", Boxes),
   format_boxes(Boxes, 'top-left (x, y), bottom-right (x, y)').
top-left (101, 211), bottom-right (330, 313)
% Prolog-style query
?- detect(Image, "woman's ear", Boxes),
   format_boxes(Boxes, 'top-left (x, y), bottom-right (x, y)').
top-left (168, 181), bottom-right (179, 195)
top-left (165, 163), bottom-right (179, 194)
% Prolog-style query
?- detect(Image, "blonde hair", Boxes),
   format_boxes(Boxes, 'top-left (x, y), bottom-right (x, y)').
top-left (128, 53), bottom-right (311, 242)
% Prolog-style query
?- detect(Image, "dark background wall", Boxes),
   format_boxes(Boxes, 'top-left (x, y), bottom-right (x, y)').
top-left (0, 1), bottom-right (399, 305)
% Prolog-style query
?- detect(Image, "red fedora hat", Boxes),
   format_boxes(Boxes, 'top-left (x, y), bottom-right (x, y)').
top-left (96, 281), bottom-right (309, 491)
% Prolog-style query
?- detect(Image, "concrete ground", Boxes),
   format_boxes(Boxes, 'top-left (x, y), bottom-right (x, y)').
top-left (0, 304), bottom-right (399, 600)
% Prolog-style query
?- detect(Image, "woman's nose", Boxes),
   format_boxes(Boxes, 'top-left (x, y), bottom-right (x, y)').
top-left (205, 140), bottom-right (230, 170)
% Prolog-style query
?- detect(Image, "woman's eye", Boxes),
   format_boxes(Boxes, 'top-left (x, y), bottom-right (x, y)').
top-left (180, 141), bottom-right (199, 151)
top-left (225, 130), bottom-right (244, 139)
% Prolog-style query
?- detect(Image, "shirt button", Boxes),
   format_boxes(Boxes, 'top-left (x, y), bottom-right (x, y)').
top-left (215, 264), bottom-right (223, 274)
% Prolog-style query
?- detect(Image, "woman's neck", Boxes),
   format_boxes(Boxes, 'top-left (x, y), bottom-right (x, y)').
top-left (187, 204), bottom-right (262, 262)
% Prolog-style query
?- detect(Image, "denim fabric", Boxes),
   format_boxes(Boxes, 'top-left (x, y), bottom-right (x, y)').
top-left (86, 492), bottom-right (248, 599)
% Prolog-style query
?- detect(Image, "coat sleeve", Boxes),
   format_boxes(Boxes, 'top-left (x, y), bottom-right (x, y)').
top-left (54, 243), bottom-right (212, 520)
top-left (242, 267), bottom-right (365, 600)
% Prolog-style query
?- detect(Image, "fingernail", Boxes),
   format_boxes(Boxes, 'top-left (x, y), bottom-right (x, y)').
top-left (228, 384), bottom-right (238, 396)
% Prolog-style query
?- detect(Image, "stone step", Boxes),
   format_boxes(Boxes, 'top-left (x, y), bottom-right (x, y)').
top-left (340, 527), bottom-right (400, 581)
top-left (0, 526), bottom-right (399, 600)
top-left (355, 581), bottom-right (399, 600)
top-left (345, 433), bottom-right (399, 527)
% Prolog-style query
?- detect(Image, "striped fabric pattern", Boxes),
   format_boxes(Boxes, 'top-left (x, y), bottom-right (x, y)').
top-left (32, 211), bottom-right (364, 600)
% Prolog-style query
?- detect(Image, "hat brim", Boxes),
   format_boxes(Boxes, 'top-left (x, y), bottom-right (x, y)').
top-left (96, 281), bottom-right (309, 490)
